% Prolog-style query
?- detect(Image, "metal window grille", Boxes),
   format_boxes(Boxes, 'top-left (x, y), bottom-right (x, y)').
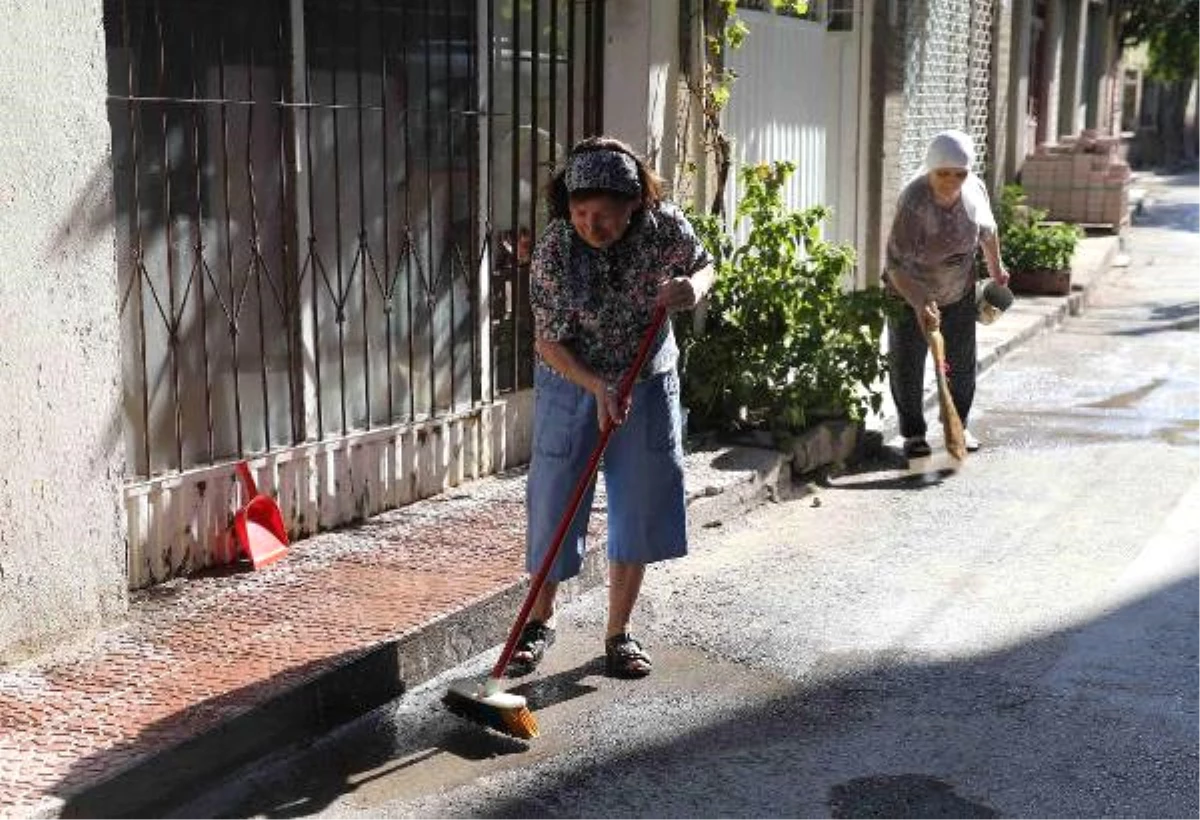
top-left (736, 0), bottom-right (826, 21)
top-left (827, 0), bottom-right (854, 31)
top-left (734, 3), bottom-right (857, 36)
top-left (897, 0), bottom-right (994, 182)
top-left (105, 0), bottom-right (603, 480)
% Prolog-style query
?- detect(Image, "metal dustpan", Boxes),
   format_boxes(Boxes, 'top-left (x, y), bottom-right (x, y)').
top-left (233, 461), bottom-right (289, 569)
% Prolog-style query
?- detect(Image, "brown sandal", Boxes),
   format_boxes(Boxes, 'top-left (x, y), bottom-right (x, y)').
top-left (605, 633), bottom-right (652, 678)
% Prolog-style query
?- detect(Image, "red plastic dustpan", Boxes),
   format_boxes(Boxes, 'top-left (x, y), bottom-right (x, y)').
top-left (233, 461), bottom-right (289, 569)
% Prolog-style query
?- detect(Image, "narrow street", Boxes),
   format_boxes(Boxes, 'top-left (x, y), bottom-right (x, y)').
top-left (177, 173), bottom-right (1198, 820)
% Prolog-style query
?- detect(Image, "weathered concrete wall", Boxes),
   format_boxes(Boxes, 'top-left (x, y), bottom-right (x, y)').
top-left (1004, 0), bottom-right (1034, 184)
top-left (865, 0), bottom-right (910, 282)
top-left (988, 0), bottom-right (1014, 193)
top-left (603, 0), bottom-right (680, 172)
top-left (0, 1), bottom-right (127, 665)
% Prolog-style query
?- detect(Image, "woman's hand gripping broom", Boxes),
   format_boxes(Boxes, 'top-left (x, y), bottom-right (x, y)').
top-left (442, 307), bottom-right (670, 739)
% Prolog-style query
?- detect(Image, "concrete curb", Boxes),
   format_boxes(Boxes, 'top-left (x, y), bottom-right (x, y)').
top-left (58, 446), bottom-right (788, 818)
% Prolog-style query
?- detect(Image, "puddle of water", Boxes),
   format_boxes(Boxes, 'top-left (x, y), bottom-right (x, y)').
top-left (829, 773), bottom-right (999, 819)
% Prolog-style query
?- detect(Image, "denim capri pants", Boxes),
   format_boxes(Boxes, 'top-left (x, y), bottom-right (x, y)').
top-left (525, 364), bottom-right (688, 583)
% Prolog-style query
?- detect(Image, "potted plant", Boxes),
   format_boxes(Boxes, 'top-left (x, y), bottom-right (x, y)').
top-left (996, 184), bottom-right (1083, 296)
top-left (678, 162), bottom-right (894, 463)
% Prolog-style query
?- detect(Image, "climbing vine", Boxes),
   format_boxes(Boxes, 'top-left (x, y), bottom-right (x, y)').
top-left (683, 0), bottom-right (809, 216)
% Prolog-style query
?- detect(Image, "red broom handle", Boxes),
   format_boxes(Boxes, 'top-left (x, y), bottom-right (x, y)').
top-left (235, 461), bottom-right (260, 498)
top-left (490, 306), bottom-right (669, 679)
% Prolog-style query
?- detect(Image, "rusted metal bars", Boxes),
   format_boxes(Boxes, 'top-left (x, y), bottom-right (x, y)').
top-left (276, 8), bottom-right (301, 447)
top-left (355, 0), bottom-right (372, 431)
top-left (189, 8), bottom-right (216, 467)
top-left (484, 0), bottom-right (497, 405)
top-left (377, 3), bottom-right (396, 423)
top-left (465, 3), bottom-right (482, 407)
top-left (120, 0), bottom-right (152, 477)
top-left (421, 0), bottom-right (437, 419)
top-left (399, 5), bottom-right (418, 424)
top-left (152, 4), bottom-right (184, 472)
top-left (442, 0), bottom-right (458, 413)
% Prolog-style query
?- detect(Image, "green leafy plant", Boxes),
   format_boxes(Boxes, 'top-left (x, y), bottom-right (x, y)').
top-left (996, 184), bottom-right (1082, 272)
top-left (679, 162), bottom-right (894, 437)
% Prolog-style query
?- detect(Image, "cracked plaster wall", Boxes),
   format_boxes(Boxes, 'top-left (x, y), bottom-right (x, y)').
top-left (0, 0), bottom-right (127, 665)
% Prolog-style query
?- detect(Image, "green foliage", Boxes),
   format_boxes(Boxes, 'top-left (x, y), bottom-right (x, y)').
top-left (679, 162), bottom-right (893, 436)
top-left (996, 185), bottom-right (1082, 272)
top-left (1120, 0), bottom-right (1199, 81)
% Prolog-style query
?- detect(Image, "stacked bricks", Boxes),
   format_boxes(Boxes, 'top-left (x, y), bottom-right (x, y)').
top-left (1019, 129), bottom-right (1131, 229)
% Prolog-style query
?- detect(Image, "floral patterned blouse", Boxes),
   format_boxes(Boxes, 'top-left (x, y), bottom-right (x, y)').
top-left (530, 202), bottom-right (713, 383)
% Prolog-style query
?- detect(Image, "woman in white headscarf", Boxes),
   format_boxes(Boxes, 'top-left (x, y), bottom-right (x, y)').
top-left (884, 129), bottom-right (1011, 458)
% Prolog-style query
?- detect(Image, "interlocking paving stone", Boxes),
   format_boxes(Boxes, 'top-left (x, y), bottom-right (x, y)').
top-left (0, 471), bottom-right (524, 814)
top-left (0, 449), bottom-right (777, 817)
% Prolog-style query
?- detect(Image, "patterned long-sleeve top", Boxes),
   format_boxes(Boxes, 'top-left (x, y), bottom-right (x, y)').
top-left (530, 202), bottom-right (712, 383)
top-left (886, 174), bottom-right (996, 306)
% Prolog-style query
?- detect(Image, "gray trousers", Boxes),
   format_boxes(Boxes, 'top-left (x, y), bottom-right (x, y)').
top-left (887, 291), bottom-right (977, 439)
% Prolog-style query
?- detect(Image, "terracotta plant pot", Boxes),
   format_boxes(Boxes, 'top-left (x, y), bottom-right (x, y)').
top-left (1009, 267), bottom-right (1072, 296)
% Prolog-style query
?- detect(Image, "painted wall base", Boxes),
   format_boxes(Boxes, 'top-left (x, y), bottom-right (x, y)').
top-left (124, 394), bottom-right (534, 590)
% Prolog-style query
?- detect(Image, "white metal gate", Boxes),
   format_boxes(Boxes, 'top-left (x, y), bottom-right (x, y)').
top-left (723, 8), bottom-right (863, 248)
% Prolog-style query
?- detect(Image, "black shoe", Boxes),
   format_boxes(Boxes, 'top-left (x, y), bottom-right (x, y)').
top-left (903, 436), bottom-right (932, 458)
top-left (507, 620), bottom-right (555, 677)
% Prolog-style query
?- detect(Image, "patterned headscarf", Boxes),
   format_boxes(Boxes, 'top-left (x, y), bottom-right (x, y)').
top-left (564, 149), bottom-right (642, 197)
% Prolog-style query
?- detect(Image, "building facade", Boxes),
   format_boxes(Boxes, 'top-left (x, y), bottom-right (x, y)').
top-left (0, 0), bottom-right (1129, 664)
top-left (0, 2), bottom-right (127, 665)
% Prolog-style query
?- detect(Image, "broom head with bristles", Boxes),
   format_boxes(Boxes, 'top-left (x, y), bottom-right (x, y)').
top-left (443, 677), bottom-right (538, 739)
top-left (928, 329), bottom-right (967, 461)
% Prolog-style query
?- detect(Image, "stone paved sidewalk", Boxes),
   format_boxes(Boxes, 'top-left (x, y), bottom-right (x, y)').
top-left (0, 447), bottom-right (785, 819)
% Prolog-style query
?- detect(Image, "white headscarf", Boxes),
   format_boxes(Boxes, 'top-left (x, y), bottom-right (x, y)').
top-left (916, 129), bottom-right (996, 234)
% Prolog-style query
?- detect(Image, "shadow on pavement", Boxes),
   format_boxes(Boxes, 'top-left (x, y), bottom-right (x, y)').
top-left (168, 659), bottom-right (608, 819)
top-left (474, 576), bottom-right (1198, 819)
top-left (1133, 171), bottom-right (1200, 233)
top-left (179, 573), bottom-right (1197, 819)
top-left (1112, 300), bottom-right (1200, 337)
top-left (53, 646), bottom-right (406, 819)
top-left (829, 774), bottom-right (1000, 819)
top-left (817, 451), bottom-right (962, 492)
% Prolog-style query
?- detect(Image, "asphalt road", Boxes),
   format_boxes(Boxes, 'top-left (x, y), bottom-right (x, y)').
top-left (177, 173), bottom-right (1199, 819)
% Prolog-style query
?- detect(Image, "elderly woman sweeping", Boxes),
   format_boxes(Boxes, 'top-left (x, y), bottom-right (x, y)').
top-left (510, 136), bottom-right (714, 679)
top-left (884, 129), bottom-right (1011, 459)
